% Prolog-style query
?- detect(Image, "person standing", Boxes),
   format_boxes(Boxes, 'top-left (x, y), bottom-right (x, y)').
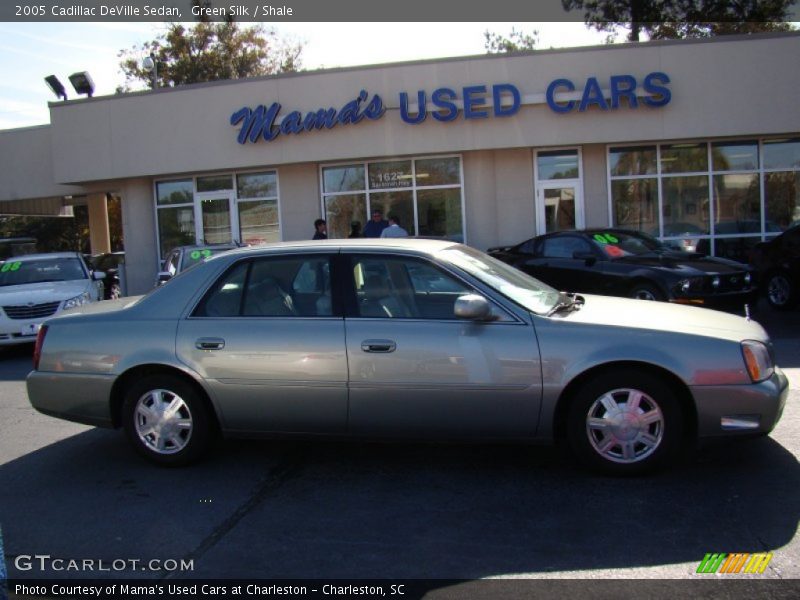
top-left (348, 221), bottom-right (362, 238)
top-left (380, 215), bottom-right (409, 238)
top-left (363, 209), bottom-right (389, 238)
top-left (312, 218), bottom-right (328, 240)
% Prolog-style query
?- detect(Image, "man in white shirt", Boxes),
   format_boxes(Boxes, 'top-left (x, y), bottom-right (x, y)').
top-left (380, 214), bottom-right (409, 238)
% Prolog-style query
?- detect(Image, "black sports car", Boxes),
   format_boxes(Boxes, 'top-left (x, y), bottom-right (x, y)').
top-left (488, 229), bottom-right (758, 308)
top-left (749, 224), bottom-right (800, 310)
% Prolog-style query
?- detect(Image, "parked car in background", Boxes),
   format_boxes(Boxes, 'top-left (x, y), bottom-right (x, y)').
top-left (27, 239), bottom-right (787, 475)
top-left (0, 252), bottom-right (104, 345)
top-left (157, 244), bottom-right (240, 287)
top-left (87, 252), bottom-right (125, 299)
top-left (750, 224), bottom-right (800, 310)
top-left (488, 229), bottom-right (757, 309)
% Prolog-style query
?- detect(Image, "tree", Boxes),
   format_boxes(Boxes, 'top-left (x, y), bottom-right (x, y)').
top-left (117, 21), bottom-right (303, 91)
top-left (484, 27), bottom-right (539, 53)
top-left (561, 0), bottom-right (796, 42)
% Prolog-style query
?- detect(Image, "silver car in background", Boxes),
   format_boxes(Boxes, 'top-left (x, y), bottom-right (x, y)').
top-left (27, 240), bottom-right (788, 474)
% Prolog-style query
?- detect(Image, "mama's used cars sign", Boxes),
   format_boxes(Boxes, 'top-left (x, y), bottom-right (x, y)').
top-left (230, 72), bottom-right (671, 144)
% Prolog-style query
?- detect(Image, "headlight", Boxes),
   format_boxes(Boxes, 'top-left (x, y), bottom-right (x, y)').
top-left (741, 340), bottom-right (774, 383)
top-left (744, 272), bottom-right (752, 285)
top-left (63, 291), bottom-right (92, 310)
top-left (675, 277), bottom-right (703, 295)
top-left (711, 275), bottom-right (721, 288)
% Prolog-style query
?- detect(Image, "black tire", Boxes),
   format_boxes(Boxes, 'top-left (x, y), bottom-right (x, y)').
top-left (122, 374), bottom-right (214, 467)
top-left (765, 271), bottom-right (797, 310)
top-left (566, 370), bottom-right (685, 475)
top-left (629, 282), bottom-right (664, 301)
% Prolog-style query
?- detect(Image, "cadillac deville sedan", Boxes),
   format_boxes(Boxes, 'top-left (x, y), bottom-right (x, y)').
top-left (27, 240), bottom-right (788, 474)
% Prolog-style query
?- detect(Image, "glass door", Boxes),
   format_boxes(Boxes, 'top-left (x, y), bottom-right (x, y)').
top-left (195, 191), bottom-right (236, 244)
top-left (537, 183), bottom-right (583, 234)
top-left (535, 148), bottom-right (584, 235)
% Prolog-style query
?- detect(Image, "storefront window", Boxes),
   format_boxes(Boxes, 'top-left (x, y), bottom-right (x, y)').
top-left (763, 138), bottom-right (800, 170)
top-left (537, 150), bottom-right (579, 180)
top-left (321, 156), bottom-right (464, 241)
top-left (323, 165), bottom-right (365, 193)
top-left (611, 178), bottom-right (658, 234)
top-left (156, 170), bottom-right (281, 257)
top-left (609, 146), bottom-right (657, 176)
top-left (157, 206), bottom-right (196, 256)
top-left (369, 161), bottom-right (412, 189)
top-left (325, 193), bottom-right (366, 239)
top-left (610, 138), bottom-right (800, 260)
top-left (196, 175), bottom-right (233, 192)
top-left (157, 180), bottom-right (193, 205)
top-left (660, 143), bottom-right (708, 174)
top-left (237, 172), bottom-right (277, 198)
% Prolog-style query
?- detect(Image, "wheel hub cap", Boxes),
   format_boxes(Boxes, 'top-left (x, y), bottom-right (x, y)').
top-left (586, 388), bottom-right (664, 464)
top-left (134, 389), bottom-right (193, 455)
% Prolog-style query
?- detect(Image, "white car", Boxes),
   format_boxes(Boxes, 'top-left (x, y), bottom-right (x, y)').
top-left (0, 252), bottom-right (104, 345)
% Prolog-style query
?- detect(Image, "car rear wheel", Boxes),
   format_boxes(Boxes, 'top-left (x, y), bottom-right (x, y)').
top-left (567, 371), bottom-right (684, 475)
top-left (629, 283), bottom-right (664, 301)
top-left (765, 272), bottom-right (797, 310)
top-left (122, 374), bottom-right (213, 466)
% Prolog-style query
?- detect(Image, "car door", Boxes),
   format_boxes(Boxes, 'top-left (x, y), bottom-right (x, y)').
top-left (342, 252), bottom-right (542, 439)
top-left (175, 252), bottom-right (348, 435)
top-left (520, 234), bottom-right (605, 293)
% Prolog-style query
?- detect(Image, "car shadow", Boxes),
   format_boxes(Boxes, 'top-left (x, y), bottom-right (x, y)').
top-left (0, 344), bottom-right (33, 381)
top-left (1, 430), bottom-right (797, 579)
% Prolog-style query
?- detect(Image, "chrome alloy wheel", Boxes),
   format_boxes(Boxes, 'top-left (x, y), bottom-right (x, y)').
top-left (767, 274), bottom-right (791, 307)
top-left (134, 389), bottom-right (193, 455)
top-left (585, 388), bottom-right (664, 464)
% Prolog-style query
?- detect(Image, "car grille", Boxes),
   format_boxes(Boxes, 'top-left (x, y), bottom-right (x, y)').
top-left (716, 273), bottom-right (750, 292)
top-left (2, 301), bottom-right (61, 320)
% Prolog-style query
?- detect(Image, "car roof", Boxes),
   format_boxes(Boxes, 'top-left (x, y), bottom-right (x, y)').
top-left (5, 251), bottom-right (82, 261)
top-left (214, 238), bottom-right (459, 259)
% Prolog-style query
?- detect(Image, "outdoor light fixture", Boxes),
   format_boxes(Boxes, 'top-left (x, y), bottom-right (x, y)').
top-left (142, 52), bottom-right (158, 89)
top-left (68, 71), bottom-right (95, 98)
top-left (44, 75), bottom-right (67, 100)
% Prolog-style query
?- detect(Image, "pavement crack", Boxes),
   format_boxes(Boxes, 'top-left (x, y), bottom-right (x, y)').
top-left (164, 449), bottom-right (307, 579)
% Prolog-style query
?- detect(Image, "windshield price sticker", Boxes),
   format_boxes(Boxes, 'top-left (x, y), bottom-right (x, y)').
top-left (1, 261), bottom-right (22, 272)
top-left (190, 250), bottom-right (213, 260)
top-left (593, 233), bottom-right (619, 244)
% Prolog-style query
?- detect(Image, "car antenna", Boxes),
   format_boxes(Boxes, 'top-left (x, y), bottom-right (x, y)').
top-left (744, 303), bottom-right (751, 321)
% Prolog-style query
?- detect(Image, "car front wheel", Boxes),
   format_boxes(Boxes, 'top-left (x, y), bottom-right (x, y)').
top-left (766, 272), bottom-right (797, 310)
top-left (122, 374), bottom-right (213, 466)
top-left (567, 371), bottom-right (684, 475)
top-left (629, 282), bottom-right (664, 301)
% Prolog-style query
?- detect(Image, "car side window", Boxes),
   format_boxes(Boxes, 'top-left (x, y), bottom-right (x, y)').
top-left (351, 256), bottom-right (501, 320)
top-left (541, 236), bottom-right (592, 258)
top-left (194, 256), bottom-right (334, 318)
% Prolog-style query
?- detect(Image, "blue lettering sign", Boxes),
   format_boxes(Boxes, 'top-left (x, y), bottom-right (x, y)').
top-left (400, 91), bottom-right (427, 124)
top-left (431, 88), bottom-right (458, 122)
top-left (463, 85), bottom-right (489, 119)
top-left (493, 84), bottom-right (521, 117)
top-left (579, 77), bottom-right (609, 112)
top-left (642, 72), bottom-right (671, 107)
top-left (546, 79), bottom-right (577, 113)
top-left (231, 90), bottom-right (385, 144)
top-left (609, 75), bottom-right (638, 109)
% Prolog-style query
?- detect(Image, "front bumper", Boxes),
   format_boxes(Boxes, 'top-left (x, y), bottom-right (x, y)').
top-left (0, 318), bottom-right (45, 345)
top-left (670, 288), bottom-right (759, 309)
top-left (27, 370), bottom-right (116, 428)
top-left (692, 367), bottom-right (789, 438)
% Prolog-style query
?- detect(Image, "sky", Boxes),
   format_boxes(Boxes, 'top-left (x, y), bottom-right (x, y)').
top-left (0, 22), bottom-right (612, 130)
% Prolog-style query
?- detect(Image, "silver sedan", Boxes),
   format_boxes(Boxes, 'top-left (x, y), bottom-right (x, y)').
top-left (27, 239), bottom-right (788, 474)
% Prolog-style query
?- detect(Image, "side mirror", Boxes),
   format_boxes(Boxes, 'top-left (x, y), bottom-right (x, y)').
top-left (454, 294), bottom-right (494, 321)
top-left (573, 251), bottom-right (597, 266)
top-left (92, 271), bottom-right (106, 281)
top-left (156, 271), bottom-right (172, 286)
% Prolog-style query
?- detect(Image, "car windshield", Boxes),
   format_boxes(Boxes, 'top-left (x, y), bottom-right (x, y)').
top-left (182, 247), bottom-right (233, 270)
top-left (439, 245), bottom-right (560, 315)
top-left (589, 231), bottom-right (665, 259)
top-left (0, 257), bottom-right (87, 286)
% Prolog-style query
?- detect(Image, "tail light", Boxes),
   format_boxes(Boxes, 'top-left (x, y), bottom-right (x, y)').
top-left (33, 324), bottom-right (48, 370)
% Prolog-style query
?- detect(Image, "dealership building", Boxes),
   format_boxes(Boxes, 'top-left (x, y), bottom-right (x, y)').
top-left (0, 32), bottom-right (798, 295)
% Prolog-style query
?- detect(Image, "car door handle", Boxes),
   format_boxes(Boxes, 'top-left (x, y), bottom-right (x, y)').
top-left (361, 339), bottom-right (396, 353)
top-left (196, 337), bottom-right (225, 350)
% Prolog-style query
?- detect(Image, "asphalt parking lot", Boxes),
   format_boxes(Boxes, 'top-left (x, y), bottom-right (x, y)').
top-left (0, 303), bottom-right (798, 590)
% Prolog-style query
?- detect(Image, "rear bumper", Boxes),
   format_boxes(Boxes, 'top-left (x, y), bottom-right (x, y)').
top-left (26, 370), bottom-right (116, 428)
top-left (692, 367), bottom-right (789, 438)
